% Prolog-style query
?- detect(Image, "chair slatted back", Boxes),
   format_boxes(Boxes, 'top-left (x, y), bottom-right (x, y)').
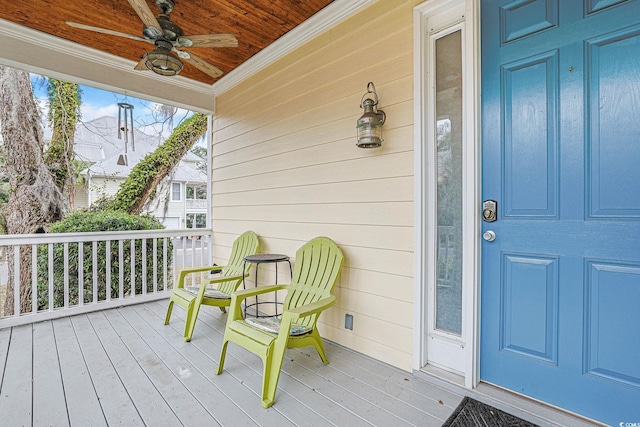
top-left (283, 237), bottom-right (344, 327)
top-left (215, 231), bottom-right (260, 295)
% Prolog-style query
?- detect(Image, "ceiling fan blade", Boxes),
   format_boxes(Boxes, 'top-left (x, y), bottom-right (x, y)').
top-left (134, 58), bottom-right (148, 71)
top-left (182, 52), bottom-right (224, 78)
top-left (127, 0), bottom-right (163, 37)
top-left (65, 21), bottom-right (150, 43)
top-left (177, 34), bottom-right (238, 49)
top-left (173, 49), bottom-right (190, 59)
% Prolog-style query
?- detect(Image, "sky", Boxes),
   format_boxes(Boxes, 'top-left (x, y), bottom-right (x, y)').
top-left (29, 73), bottom-right (196, 141)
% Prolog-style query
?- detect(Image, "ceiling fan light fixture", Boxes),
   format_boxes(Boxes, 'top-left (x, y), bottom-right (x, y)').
top-left (143, 45), bottom-right (183, 76)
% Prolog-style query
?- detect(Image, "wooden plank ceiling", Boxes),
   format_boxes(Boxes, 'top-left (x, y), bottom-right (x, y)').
top-left (0, 0), bottom-right (334, 85)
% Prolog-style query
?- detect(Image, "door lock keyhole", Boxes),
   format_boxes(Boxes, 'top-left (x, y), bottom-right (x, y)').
top-left (482, 200), bottom-right (497, 222)
top-left (483, 209), bottom-right (495, 221)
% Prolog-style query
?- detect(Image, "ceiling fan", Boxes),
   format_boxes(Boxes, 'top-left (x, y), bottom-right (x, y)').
top-left (66, 0), bottom-right (237, 78)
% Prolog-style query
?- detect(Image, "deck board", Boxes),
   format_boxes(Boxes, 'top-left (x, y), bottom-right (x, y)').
top-left (87, 310), bottom-right (183, 427)
top-left (0, 300), bottom-right (465, 427)
top-left (32, 321), bottom-right (68, 426)
top-left (53, 316), bottom-right (108, 427)
top-left (323, 345), bottom-right (460, 416)
top-left (0, 324), bottom-right (32, 426)
top-left (70, 314), bottom-right (145, 426)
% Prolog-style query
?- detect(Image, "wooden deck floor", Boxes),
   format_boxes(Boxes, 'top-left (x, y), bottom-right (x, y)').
top-left (0, 300), bottom-right (462, 426)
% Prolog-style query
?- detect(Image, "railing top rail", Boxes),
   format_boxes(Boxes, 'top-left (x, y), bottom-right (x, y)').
top-left (0, 228), bottom-right (213, 246)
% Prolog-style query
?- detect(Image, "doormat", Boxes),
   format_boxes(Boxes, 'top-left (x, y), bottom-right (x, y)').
top-left (442, 396), bottom-right (539, 427)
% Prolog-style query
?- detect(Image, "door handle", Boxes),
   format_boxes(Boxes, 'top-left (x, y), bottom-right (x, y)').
top-left (483, 230), bottom-right (496, 242)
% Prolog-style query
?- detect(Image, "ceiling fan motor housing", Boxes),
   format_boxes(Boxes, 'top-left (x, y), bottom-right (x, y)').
top-left (155, 0), bottom-right (175, 14)
top-left (157, 14), bottom-right (182, 41)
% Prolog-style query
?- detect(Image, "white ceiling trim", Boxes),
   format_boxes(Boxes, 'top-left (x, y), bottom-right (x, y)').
top-left (211, 0), bottom-right (375, 95)
top-left (0, 18), bottom-right (215, 111)
top-left (0, 0), bottom-right (374, 109)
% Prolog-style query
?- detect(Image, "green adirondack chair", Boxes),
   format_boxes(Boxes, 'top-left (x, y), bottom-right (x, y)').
top-left (216, 236), bottom-right (344, 408)
top-left (164, 231), bottom-right (260, 342)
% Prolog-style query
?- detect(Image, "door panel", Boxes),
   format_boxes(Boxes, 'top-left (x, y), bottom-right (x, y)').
top-left (501, 253), bottom-right (558, 363)
top-left (481, 1), bottom-right (640, 424)
top-left (586, 260), bottom-right (640, 387)
top-left (587, 26), bottom-right (640, 218)
top-left (502, 50), bottom-right (558, 217)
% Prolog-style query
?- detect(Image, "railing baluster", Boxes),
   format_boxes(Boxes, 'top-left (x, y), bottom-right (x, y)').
top-left (182, 236), bottom-right (186, 271)
top-left (130, 239), bottom-right (135, 297)
top-left (142, 238), bottom-right (147, 295)
top-left (106, 240), bottom-right (111, 302)
top-left (13, 245), bottom-right (20, 316)
top-left (191, 236), bottom-right (196, 286)
top-left (78, 242), bottom-right (84, 306)
top-left (119, 240), bottom-right (124, 299)
top-left (48, 243), bottom-right (54, 311)
top-left (92, 241), bottom-right (98, 303)
top-left (31, 244), bottom-right (37, 314)
top-left (163, 237), bottom-right (168, 291)
top-left (153, 238), bottom-right (158, 293)
top-left (200, 234), bottom-right (205, 266)
top-left (64, 242), bottom-right (69, 308)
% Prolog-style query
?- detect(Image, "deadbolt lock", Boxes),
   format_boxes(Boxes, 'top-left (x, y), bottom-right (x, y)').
top-left (482, 200), bottom-right (497, 222)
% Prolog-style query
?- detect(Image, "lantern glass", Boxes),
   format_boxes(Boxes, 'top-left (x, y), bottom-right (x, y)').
top-left (356, 121), bottom-right (383, 148)
top-left (144, 47), bottom-right (183, 76)
top-left (356, 87), bottom-right (385, 148)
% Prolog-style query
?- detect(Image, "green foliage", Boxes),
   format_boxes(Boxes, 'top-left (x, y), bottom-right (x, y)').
top-left (44, 79), bottom-right (82, 192)
top-left (37, 210), bottom-right (173, 310)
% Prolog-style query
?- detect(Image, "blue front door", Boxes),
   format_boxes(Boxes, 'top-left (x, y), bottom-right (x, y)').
top-left (481, 1), bottom-right (640, 424)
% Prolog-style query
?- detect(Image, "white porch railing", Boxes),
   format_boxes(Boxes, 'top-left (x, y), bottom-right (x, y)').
top-left (186, 199), bottom-right (207, 209)
top-left (0, 228), bottom-right (213, 328)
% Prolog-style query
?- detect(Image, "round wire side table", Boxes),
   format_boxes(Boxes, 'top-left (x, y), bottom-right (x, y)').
top-left (243, 254), bottom-right (292, 317)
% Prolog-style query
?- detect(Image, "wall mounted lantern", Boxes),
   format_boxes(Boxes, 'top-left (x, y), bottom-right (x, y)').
top-left (356, 82), bottom-right (386, 148)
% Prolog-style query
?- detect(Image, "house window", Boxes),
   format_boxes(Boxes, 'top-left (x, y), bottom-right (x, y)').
top-left (185, 185), bottom-right (207, 200)
top-left (171, 183), bottom-right (181, 201)
top-left (186, 185), bottom-right (207, 209)
top-left (186, 213), bottom-right (206, 229)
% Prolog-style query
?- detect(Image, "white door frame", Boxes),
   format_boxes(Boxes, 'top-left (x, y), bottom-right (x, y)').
top-left (412, 0), bottom-right (481, 389)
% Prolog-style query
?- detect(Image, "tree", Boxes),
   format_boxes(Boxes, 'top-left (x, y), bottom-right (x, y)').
top-left (0, 67), bottom-right (205, 314)
top-left (44, 79), bottom-right (82, 209)
top-left (103, 113), bottom-right (208, 215)
top-left (0, 66), bottom-right (66, 314)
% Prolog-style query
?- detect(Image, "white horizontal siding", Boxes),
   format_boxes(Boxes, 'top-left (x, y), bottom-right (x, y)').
top-left (211, 0), bottom-right (419, 370)
top-left (88, 177), bottom-right (122, 202)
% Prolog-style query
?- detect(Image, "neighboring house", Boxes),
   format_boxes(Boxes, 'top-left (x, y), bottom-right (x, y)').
top-left (73, 116), bottom-right (207, 229)
top-left (2, 0), bottom-right (639, 425)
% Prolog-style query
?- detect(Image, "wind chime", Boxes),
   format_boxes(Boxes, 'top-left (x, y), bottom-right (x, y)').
top-left (117, 102), bottom-right (135, 166)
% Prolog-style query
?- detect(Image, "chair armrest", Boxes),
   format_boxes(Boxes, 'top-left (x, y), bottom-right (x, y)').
top-left (176, 265), bottom-right (224, 288)
top-left (284, 296), bottom-right (336, 321)
top-left (227, 284), bottom-right (289, 321)
top-left (274, 296), bottom-right (337, 341)
top-left (207, 273), bottom-right (245, 284)
top-left (232, 284), bottom-right (289, 300)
